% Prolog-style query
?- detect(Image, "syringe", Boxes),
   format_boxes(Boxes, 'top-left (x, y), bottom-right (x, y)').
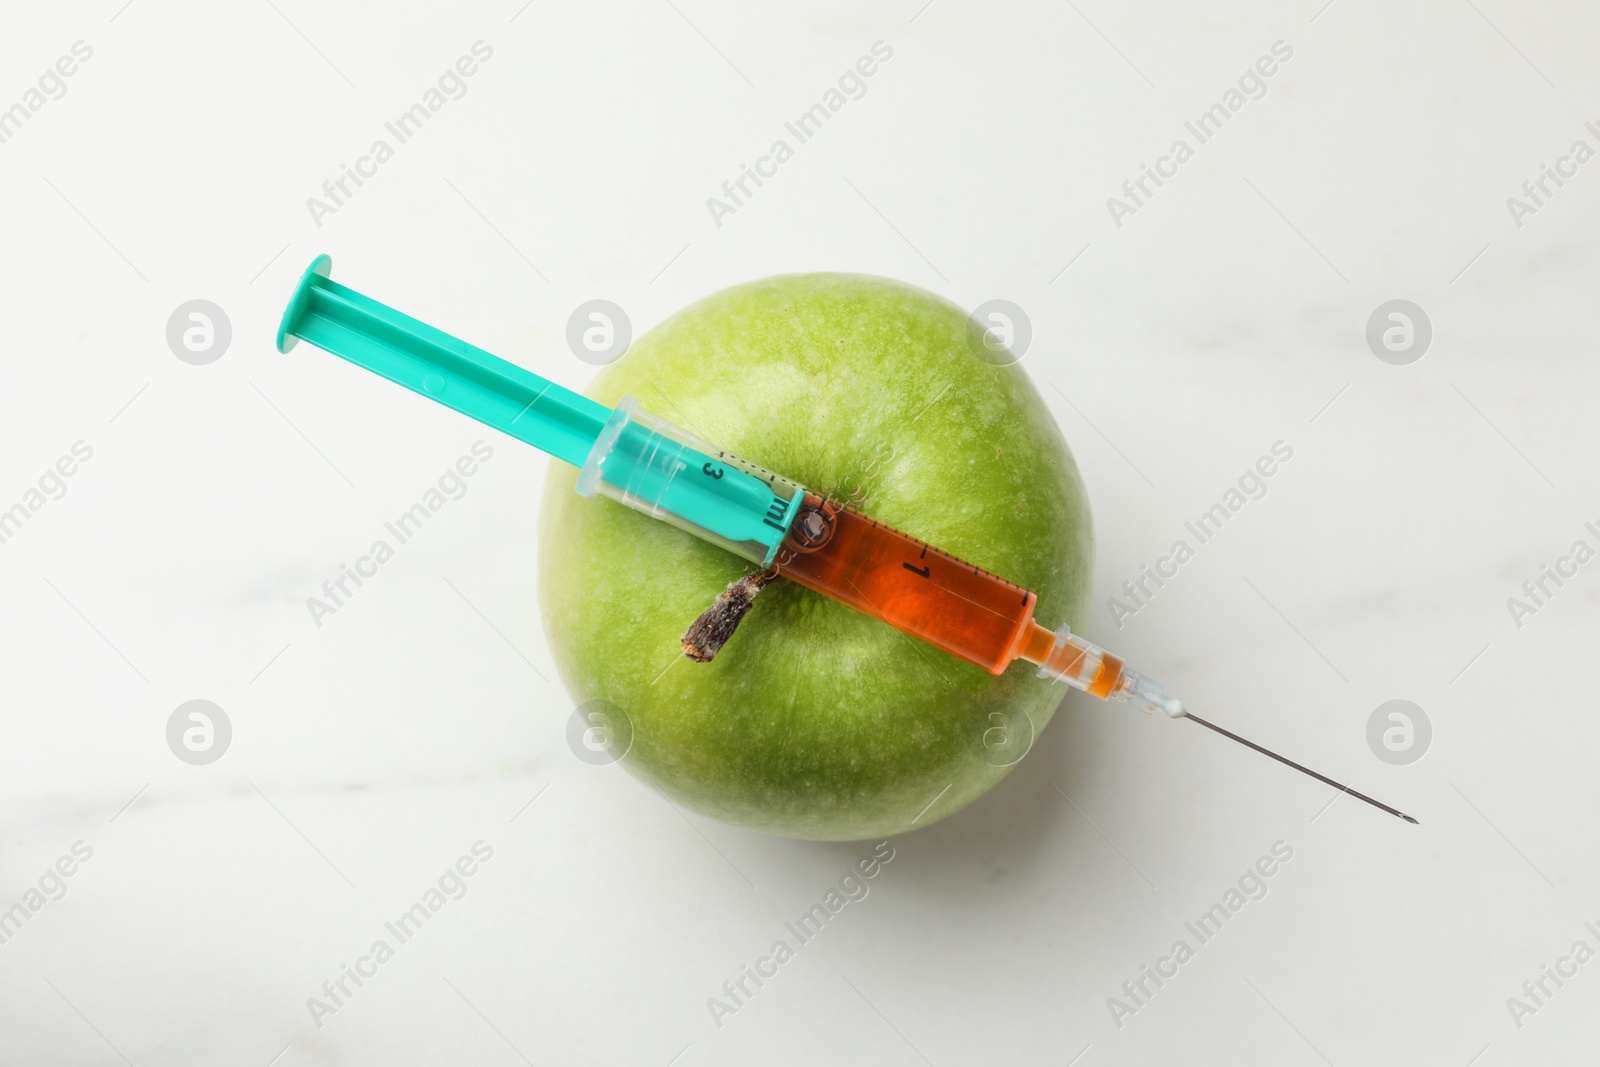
top-left (277, 256), bottom-right (1416, 825)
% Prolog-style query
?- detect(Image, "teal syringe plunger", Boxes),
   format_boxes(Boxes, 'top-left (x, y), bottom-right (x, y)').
top-left (276, 255), bottom-right (805, 566)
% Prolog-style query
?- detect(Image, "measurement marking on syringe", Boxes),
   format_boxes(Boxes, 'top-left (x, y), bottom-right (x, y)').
top-left (834, 505), bottom-right (1029, 591)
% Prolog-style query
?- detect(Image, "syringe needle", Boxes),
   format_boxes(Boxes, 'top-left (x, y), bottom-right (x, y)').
top-left (1026, 626), bottom-right (1418, 824)
top-left (1181, 710), bottom-right (1419, 824)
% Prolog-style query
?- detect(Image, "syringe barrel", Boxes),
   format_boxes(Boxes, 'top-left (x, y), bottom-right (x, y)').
top-left (772, 494), bottom-right (1040, 674)
top-left (577, 397), bottom-right (806, 565)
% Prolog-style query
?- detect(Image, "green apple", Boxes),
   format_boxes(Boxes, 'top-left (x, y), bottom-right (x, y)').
top-left (538, 274), bottom-right (1092, 840)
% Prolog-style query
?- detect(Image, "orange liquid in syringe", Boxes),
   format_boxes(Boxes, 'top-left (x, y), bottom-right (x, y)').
top-left (773, 493), bottom-right (1085, 677)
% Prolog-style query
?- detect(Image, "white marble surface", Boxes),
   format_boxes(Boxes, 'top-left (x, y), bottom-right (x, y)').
top-left (3, 1), bottom-right (1598, 1063)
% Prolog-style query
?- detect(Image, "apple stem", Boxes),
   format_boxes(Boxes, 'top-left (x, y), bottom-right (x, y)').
top-left (680, 570), bottom-right (779, 662)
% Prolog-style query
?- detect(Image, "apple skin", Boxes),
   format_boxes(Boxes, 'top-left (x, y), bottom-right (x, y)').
top-left (538, 274), bottom-right (1092, 840)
